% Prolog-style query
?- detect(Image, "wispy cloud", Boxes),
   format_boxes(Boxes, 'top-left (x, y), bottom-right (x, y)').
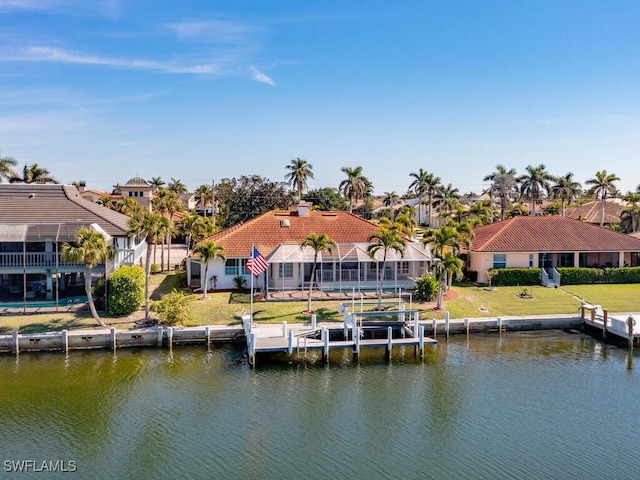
top-left (251, 66), bottom-right (275, 86)
top-left (168, 20), bottom-right (257, 44)
top-left (1, 46), bottom-right (222, 74)
top-left (0, 0), bottom-right (120, 16)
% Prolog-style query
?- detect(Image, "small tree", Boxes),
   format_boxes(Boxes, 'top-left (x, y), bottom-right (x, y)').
top-left (152, 290), bottom-right (194, 326)
top-left (108, 265), bottom-right (145, 315)
top-left (367, 227), bottom-right (406, 308)
top-left (61, 227), bottom-right (114, 327)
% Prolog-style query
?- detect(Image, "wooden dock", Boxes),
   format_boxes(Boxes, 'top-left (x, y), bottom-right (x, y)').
top-left (243, 308), bottom-right (437, 367)
top-left (581, 305), bottom-right (640, 347)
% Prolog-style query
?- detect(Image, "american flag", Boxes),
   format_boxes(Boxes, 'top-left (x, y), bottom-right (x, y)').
top-left (246, 247), bottom-right (268, 276)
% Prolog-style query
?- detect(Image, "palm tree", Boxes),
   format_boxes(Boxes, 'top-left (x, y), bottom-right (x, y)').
top-left (433, 251), bottom-right (463, 309)
top-left (0, 154), bottom-right (18, 182)
top-left (285, 158), bottom-right (314, 201)
top-left (586, 170), bottom-right (620, 227)
top-left (128, 209), bottom-right (165, 320)
top-left (382, 191), bottom-right (400, 219)
top-left (518, 164), bottom-right (553, 216)
top-left (432, 183), bottom-right (460, 222)
top-left (339, 166), bottom-right (367, 213)
top-left (422, 225), bottom-right (464, 257)
top-left (409, 168), bottom-right (429, 225)
top-left (167, 178), bottom-right (187, 196)
top-left (61, 228), bottom-right (114, 327)
top-left (551, 173), bottom-right (582, 216)
top-left (163, 192), bottom-right (184, 271)
top-left (148, 177), bottom-right (165, 193)
top-left (153, 189), bottom-right (183, 271)
top-left (194, 184), bottom-right (213, 217)
top-left (367, 227), bottom-right (406, 307)
top-left (621, 192), bottom-right (640, 233)
top-left (9, 163), bottom-right (58, 184)
top-left (193, 240), bottom-right (225, 299)
top-left (483, 165), bottom-right (518, 221)
top-left (300, 233), bottom-right (336, 313)
top-left (179, 213), bottom-right (216, 255)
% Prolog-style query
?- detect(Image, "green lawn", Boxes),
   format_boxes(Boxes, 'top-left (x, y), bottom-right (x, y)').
top-left (2, 273), bottom-right (639, 333)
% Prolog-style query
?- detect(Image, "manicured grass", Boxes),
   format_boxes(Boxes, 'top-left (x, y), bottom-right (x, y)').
top-left (2, 273), bottom-right (638, 333)
top-left (559, 284), bottom-right (640, 312)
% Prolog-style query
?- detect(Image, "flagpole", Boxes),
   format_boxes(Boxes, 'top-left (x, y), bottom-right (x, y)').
top-left (250, 244), bottom-right (254, 329)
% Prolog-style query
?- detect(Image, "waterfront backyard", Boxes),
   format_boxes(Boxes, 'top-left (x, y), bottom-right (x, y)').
top-left (1, 271), bottom-right (639, 333)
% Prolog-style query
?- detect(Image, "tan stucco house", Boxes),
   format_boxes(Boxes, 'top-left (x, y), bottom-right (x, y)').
top-left (469, 216), bottom-right (640, 284)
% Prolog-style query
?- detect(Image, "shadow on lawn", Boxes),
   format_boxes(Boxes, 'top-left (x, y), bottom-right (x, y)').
top-left (252, 307), bottom-right (341, 324)
top-left (1, 315), bottom-right (96, 334)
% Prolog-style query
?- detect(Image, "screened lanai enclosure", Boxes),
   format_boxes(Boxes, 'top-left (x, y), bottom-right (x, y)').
top-left (264, 242), bottom-right (433, 297)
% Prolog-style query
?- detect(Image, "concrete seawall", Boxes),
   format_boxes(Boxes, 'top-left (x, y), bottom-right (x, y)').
top-left (0, 325), bottom-right (244, 354)
top-left (0, 314), bottom-right (585, 355)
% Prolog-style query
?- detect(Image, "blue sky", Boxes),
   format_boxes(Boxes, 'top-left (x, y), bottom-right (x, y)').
top-left (1, 0), bottom-right (640, 195)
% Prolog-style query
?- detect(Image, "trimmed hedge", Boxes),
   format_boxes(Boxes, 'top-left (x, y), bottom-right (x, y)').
top-left (487, 266), bottom-right (640, 286)
top-left (486, 268), bottom-right (540, 286)
top-left (557, 267), bottom-right (640, 284)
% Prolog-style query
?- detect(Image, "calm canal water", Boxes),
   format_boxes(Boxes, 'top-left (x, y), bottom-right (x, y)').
top-left (1, 330), bottom-right (639, 480)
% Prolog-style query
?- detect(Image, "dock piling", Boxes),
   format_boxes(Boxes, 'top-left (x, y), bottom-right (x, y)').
top-left (61, 329), bottom-right (68, 353)
top-left (418, 325), bottom-right (425, 358)
top-left (386, 326), bottom-right (393, 360)
top-left (110, 327), bottom-right (116, 351)
top-left (445, 312), bottom-right (450, 339)
top-left (12, 331), bottom-right (19, 355)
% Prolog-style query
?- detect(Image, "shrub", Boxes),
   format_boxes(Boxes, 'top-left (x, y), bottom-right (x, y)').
top-left (557, 266), bottom-right (640, 284)
top-left (233, 275), bottom-right (247, 291)
top-left (108, 265), bottom-right (145, 315)
top-left (150, 264), bottom-right (161, 274)
top-left (486, 268), bottom-right (540, 286)
top-left (413, 274), bottom-right (438, 301)
top-left (152, 289), bottom-right (194, 326)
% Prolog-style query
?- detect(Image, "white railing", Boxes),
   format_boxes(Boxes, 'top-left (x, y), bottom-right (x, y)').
top-left (0, 252), bottom-right (82, 268)
top-left (551, 268), bottom-right (561, 287)
top-left (115, 242), bottom-right (147, 267)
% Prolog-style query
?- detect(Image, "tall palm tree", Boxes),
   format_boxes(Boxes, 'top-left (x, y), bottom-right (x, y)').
top-left (409, 169), bottom-right (440, 226)
top-left (163, 192), bottom-right (184, 271)
top-left (518, 164), bottom-right (553, 216)
top-left (179, 213), bottom-right (215, 255)
top-left (61, 228), bottom-right (114, 327)
top-left (148, 177), bottom-right (165, 193)
top-left (422, 225), bottom-right (464, 257)
top-left (193, 240), bottom-right (225, 299)
top-left (300, 233), bottom-right (336, 313)
top-left (339, 166), bottom-right (367, 213)
top-left (128, 209), bottom-right (165, 320)
top-left (483, 165), bottom-right (518, 221)
top-left (285, 157), bottom-right (314, 201)
top-left (433, 251), bottom-right (463, 310)
top-left (367, 227), bottom-right (406, 307)
top-left (621, 191), bottom-right (640, 233)
top-left (409, 168), bottom-right (429, 225)
top-left (432, 183), bottom-right (460, 222)
top-left (586, 170), bottom-right (620, 227)
top-left (0, 155), bottom-right (18, 182)
top-left (167, 177), bottom-right (187, 195)
top-left (194, 184), bottom-right (213, 217)
top-left (9, 163), bottom-right (58, 184)
top-left (551, 173), bottom-right (582, 216)
top-left (382, 191), bottom-right (400, 220)
top-left (153, 189), bottom-right (182, 271)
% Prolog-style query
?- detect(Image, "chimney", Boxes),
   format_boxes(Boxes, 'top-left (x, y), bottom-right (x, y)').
top-left (297, 201), bottom-right (309, 217)
top-left (78, 180), bottom-right (86, 193)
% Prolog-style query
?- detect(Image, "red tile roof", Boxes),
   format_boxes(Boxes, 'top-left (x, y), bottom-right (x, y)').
top-left (204, 210), bottom-right (382, 257)
top-left (471, 216), bottom-right (640, 253)
top-left (564, 198), bottom-right (626, 224)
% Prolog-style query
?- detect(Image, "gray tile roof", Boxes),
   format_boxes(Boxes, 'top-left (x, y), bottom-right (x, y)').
top-left (0, 184), bottom-right (131, 236)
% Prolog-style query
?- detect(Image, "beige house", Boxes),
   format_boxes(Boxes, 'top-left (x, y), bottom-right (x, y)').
top-left (469, 216), bottom-right (640, 284)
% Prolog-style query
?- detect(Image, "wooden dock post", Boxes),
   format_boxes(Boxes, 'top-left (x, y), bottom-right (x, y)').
top-left (353, 326), bottom-right (360, 362)
top-left (61, 329), bottom-right (68, 353)
top-left (311, 314), bottom-right (317, 330)
top-left (205, 326), bottom-right (211, 348)
top-left (413, 311), bottom-right (419, 337)
top-left (248, 331), bottom-right (256, 368)
top-left (322, 327), bottom-right (329, 362)
top-left (464, 318), bottom-right (469, 338)
top-left (287, 329), bottom-right (294, 356)
top-left (166, 327), bottom-right (174, 348)
top-left (497, 317), bottom-right (503, 333)
top-left (432, 319), bottom-right (437, 339)
top-left (627, 316), bottom-right (635, 349)
top-left (386, 326), bottom-right (393, 360)
top-left (445, 312), bottom-right (450, 339)
top-left (110, 327), bottom-right (117, 351)
top-left (418, 325), bottom-right (425, 359)
top-left (12, 331), bottom-right (19, 355)
top-left (602, 313), bottom-right (608, 341)
top-left (157, 326), bottom-right (164, 347)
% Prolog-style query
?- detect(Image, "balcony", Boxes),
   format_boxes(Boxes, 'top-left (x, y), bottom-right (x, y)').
top-left (0, 252), bottom-right (82, 269)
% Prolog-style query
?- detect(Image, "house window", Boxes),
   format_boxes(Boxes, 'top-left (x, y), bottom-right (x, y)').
top-left (225, 259), bottom-right (242, 276)
top-left (279, 263), bottom-right (293, 278)
top-left (529, 254), bottom-right (534, 268)
top-left (140, 191), bottom-right (144, 197)
top-left (128, 191), bottom-right (133, 197)
top-left (397, 261), bottom-right (409, 274)
top-left (493, 254), bottom-right (506, 269)
top-left (558, 253), bottom-right (574, 267)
